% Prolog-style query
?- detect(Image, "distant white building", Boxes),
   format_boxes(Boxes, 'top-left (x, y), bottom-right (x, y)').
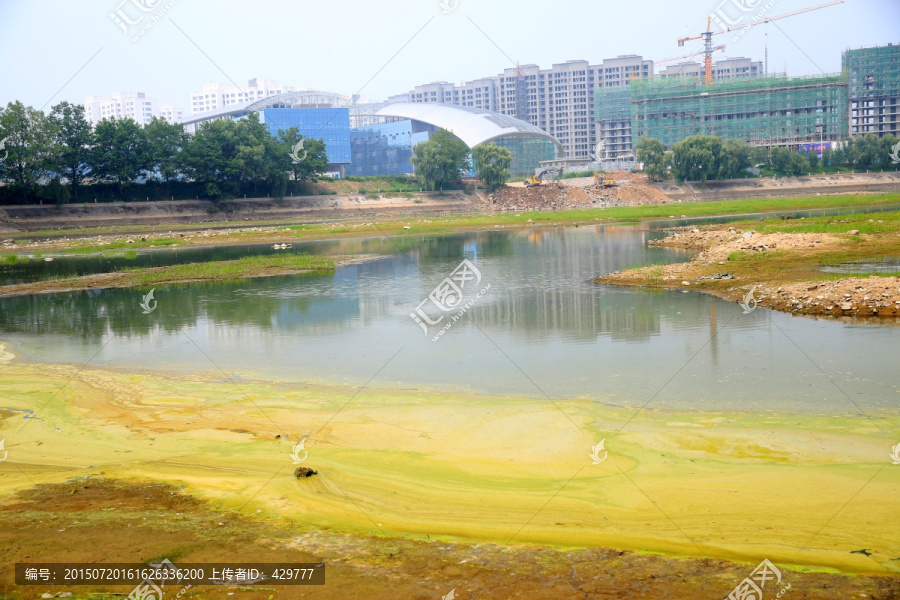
top-left (83, 92), bottom-right (183, 126)
top-left (658, 57), bottom-right (763, 79)
top-left (189, 78), bottom-right (301, 115)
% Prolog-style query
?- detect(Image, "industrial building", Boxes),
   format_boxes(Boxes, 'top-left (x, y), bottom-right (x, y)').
top-left (843, 43), bottom-right (900, 138)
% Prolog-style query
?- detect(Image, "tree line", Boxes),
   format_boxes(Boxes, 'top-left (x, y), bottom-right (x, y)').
top-left (0, 100), bottom-right (328, 205)
top-left (636, 133), bottom-right (900, 186)
top-left (410, 129), bottom-right (512, 192)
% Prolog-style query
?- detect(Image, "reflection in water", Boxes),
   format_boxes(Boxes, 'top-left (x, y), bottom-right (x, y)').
top-left (0, 225), bottom-right (897, 411)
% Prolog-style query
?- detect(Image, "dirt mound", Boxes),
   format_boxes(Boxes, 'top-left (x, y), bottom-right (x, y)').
top-left (651, 227), bottom-right (846, 261)
top-left (486, 170), bottom-right (672, 211)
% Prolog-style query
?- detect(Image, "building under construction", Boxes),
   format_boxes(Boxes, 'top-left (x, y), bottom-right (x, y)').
top-left (843, 43), bottom-right (900, 138)
top-left (627, 73), bottom-right (848, 149)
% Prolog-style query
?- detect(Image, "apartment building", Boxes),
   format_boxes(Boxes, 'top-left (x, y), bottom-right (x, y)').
top-left (189, 78), bottom-right (297, 115)
top-left (398, 55), bottom-right (653, 160)
top-left (83, 92), bottom-right (184, 126)
top-left (659, 57), bottom-right (763, 79)
top-left (407, 77), bottom-right (498, 112)
top-left (843, 43), bottom-right (900, 138)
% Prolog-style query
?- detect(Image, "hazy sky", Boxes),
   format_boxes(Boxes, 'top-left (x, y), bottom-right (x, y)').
top-left (1, 0), bottom-right (898, 111)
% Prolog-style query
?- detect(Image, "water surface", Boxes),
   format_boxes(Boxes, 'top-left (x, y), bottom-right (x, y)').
top-left (0, 223), bottom-right (896, 414)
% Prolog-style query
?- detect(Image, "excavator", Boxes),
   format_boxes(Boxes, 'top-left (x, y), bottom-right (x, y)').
top-left (524, 167), bottom-right (563, 187)
top-left (593, 172), bottom-right (617, 188)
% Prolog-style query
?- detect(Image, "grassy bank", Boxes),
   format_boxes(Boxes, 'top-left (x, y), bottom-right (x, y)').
top-left (0, 254), bottom-right (336, 297)
top-left (3, 193), bottom-right (899, 255)
top-left (727, 208), bottom-right (900, 235)
top-left (124, 253), bottom-right (334, 285)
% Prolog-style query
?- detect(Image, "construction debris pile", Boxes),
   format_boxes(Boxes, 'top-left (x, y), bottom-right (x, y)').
top-left (485, 171), bottom-right (672, 211)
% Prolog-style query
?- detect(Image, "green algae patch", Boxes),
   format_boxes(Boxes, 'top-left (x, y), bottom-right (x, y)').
top-left (0, 354), bottom-right (897, 575)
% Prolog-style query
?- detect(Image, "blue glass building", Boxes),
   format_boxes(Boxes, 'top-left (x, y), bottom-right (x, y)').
top-left (349, 120), bottom-right (432, 176)
top-left (261, 108), bottom-right (351, 166)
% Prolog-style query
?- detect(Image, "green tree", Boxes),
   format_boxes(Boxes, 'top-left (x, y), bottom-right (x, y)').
top-left (48, 101), bottom-right (94, 201)
top-left (277, 127), bottom-right (328, 182)
top-left (831, 142), bottom-right (852, 167)
top-left (144, 117), bottom-right (187, 186)
top-left (0, 101), bottom-right (56, 202)
top-left (788, 152), bottom-right (809, 176)
top-left (806, 149), bottom-right (820, 171)
top-left (671, 135), bottom-right (723, 187)
top-left (90, 117), bottom-right (149, 196)
top-left (720, 139), bottom-right (751, 179)
top-left (634, 137), bottom-right (668, 182)
top-left (182, 118), bottom-right (240, 199)
top-left (182, 113), bottom-right (287, 200)
top-left (749, 146), bottom-right (769, 169)
top-left (820, 146), bottom-right (833, 170)
top-left (770, 146), bottom-right (792, 174)
top-left (411, 129), bottom-right (470, 191)
top-left (471, 143), bottom-right (511, 191)
top-left (849, 133), bottom-right (883, 170)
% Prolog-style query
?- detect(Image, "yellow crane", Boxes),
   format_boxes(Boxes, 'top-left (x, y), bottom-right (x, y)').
top-left (677, 0), bottom-right (844, 85)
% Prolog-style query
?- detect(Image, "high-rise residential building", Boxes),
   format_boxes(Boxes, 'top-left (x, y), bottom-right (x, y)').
top-left (843, 43), bottom-right (900, 138)
top-left (659, 57), bottom-right (763, 79)
top-left (397, 55), bottom-right (653, 160)
top-left (406, 77), bottom-right (498, 112)
top-left (189, 78), bottom-right (298, 115)
top-left (594, 56), bottom-right (766, 159)
top-left (627, 73), bottom-right (848, 148)
top-left (83, 92), bottom-right (183, 126)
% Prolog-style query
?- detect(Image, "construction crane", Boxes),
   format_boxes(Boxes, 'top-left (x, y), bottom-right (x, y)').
top-left (677, 0), bottom-right (844, 84)
top-left (655, 48), bottom-right (724, 67)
